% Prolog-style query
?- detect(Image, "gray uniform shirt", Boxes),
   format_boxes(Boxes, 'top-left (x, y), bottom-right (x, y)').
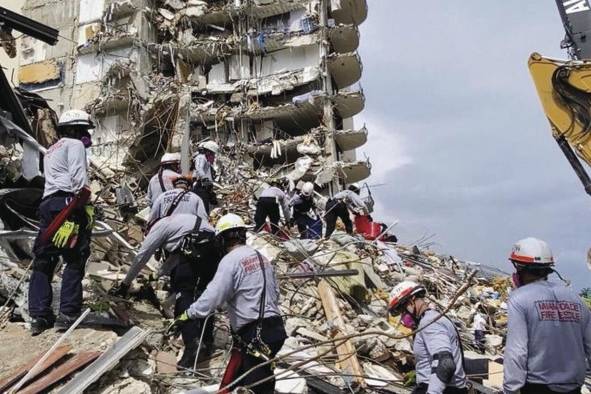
top-left (147, 169), bottom-right (180, 207)
top-left (43, 138), bottom-right (88, 198)
top-left (503, 280), bottom-right (591, 393)
top-left (187, 245), bottom-right (282, 331)
top-left (149, 189), bottom-right (208, 223)
top-left (260, 186), bottom-right (291, 222)
top-left (414, 309), bottom-right (467, 393)
top-left (123, 214), bottom-right (213, 285)
top-left (333, 190), bottom-right (367, 214)
top-left (193, 154), bottom-right (213, 181)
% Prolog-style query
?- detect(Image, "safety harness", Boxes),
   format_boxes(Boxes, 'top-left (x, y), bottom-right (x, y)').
top-left (145, 190), bottom-right (189, 234)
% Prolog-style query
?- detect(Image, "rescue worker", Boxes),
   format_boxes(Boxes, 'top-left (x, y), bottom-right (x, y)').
top-left (170, 214), bottom-right (286, 393)
top-left (29, 109), bottom-right (95, 335)
top-left (472, 311), bottom-right (486, 354)
top-left (254, 178), bottom-right (291, 235)
top-left (109, 213), bottom-right (219, 369)
top-left (148, 176), bottom-right (208, 225)
top-left (324, 183), bottom-right (368, 238)
top-left (192, 141), bottom-right (219, 213)
top-left (147, 152), bottom-right (181, 207)
top-left (289, 182), bottom-right (321, 239)
top-left (388, 281), bottom-right (467, 394)
top-left (503, 237), bottom-right (591, 394)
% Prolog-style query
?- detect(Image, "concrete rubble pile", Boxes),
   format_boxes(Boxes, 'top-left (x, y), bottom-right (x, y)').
top-left (0, 144), bottom-right (511, 392)
top-left (0, 0), bottom-right (512, 392)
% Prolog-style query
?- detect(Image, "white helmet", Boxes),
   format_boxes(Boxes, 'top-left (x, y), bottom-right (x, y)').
top-left (509, 237), bottom-right (554, 266)
top-left (215, 213), bottom-right (247, 236)
top-left (201, 141), bottom-right (220, 154)
top-left (301, 182), bottom-right (314, 197)
top-left (388, 280), bottom-right (426, 313)
top-left (58, 109), bottom-right (94, 128)
top-left (160, 152), bottom-right (181, 165)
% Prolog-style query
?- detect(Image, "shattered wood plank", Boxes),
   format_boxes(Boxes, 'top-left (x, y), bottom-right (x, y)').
top-left (17, 352), bottom-right (101, 394)
top-left (57, 326), bottom-right (148, 394)
top-left (0, 345), bottom-right (71, 392)
top-left (317, 280), bottom-right (366, 389)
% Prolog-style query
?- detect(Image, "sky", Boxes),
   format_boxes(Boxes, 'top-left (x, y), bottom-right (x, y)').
top-left (356, 1), bottom-right (591, 290)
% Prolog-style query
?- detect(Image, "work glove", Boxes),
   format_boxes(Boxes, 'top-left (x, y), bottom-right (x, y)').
top-left (108, 282), bottom-right (130, 298)
top-left (52, 221), bottom-right (79, 248)
top-left (84, 205), bottom-right (95, 230)
top-left (166, 311), bottom-right (190, 337)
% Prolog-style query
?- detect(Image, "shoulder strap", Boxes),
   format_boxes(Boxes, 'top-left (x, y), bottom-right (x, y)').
top-left (165, 190), bottom-right (188, 217)
top-left (158, 167), bottom-right (166, 192)
top-left (254, 251), bottom-right (267, 328)
top-left (192, 215), bottom-right (202, 234)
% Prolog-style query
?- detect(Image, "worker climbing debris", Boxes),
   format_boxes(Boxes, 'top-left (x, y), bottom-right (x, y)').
top-left (324, 183), bottom-right (368, 238)
top-left (388, 281), bottom-right (468, 394)
top-left (289, 181), bottom-right (322, 239)
top-left (147, 152), bottom-right (181, 208)
top-left (28, 109), bottom-right (95, 336)
top-left (503, 238), bottom-right (591, 394)
top-left (170, 214), bottom-right (287, 393)
top-left (192, 141), bottom-right (219, 214)
top-left (109, 212), bottom-right (220, 370)
top-left (253, 178), bottom-right (291, 235)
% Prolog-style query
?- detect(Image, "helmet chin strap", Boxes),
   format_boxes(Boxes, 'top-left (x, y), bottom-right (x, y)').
top-left (552, 268), bottom-right (571, 286)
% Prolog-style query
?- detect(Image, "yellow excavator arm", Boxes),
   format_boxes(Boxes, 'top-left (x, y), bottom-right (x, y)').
top-left (529, 52), bottom-right (591, 195)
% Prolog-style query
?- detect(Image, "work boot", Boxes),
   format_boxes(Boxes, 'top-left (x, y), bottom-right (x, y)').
top-left (30, 316), bottom-right (54, 336)
top-left (177, 344), bottom-right (198, 372)
top-left (54, 312), bottom-right (81, 332)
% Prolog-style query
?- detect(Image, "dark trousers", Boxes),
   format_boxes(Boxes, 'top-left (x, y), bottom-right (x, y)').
top-left (324, 199), bottom-right (352, 238)
top-left (193, 182), bottom-right (216, 214)
top-left (521, 383), bottom-right (581, 394)
top-left (29, 194), bottom-right (91, 319)
top-left (235, 316), bottom-right (287, 394)
top-left (254, 198), bottom-right (280, 234)
top-left (170, 255), bottom-right (214, 348)
top-left (412, 383), bottom-right (468, 394)
top-left (294, 214), bottom-right (322, 239)
top-left (474, 330), bottom-right (485, 353)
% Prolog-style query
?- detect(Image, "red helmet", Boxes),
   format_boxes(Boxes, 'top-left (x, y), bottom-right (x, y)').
top-left (388, 280), bottom-right (426, 314)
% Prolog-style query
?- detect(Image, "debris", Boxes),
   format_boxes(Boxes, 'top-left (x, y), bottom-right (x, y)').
top-left (17, 351), bottom-right (101, 394)
top-left (0, 345), bottom-right (71, 393)
top-left (58, 327), bottom-right (148, 394)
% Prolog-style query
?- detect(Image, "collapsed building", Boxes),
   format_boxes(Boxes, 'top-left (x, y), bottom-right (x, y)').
top-left (15, 0), bottom-right (370, 192)
top-left (0, 1), bottom-right (518, 393)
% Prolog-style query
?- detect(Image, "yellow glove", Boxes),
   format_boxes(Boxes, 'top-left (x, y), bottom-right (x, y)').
top-left (52, 221), bottom-right (79, 248)
top-left (84, 205), bottom-right (95, 230)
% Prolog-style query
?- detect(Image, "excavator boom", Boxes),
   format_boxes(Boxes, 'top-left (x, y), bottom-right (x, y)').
top-left (528, 53), bottom-right (591, 195)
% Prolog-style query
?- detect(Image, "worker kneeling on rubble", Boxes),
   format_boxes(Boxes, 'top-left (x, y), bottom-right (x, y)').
top-left (503, 237), bottom-right (591, 394)
top-left (254, 178), bottom-right (291, 235)
top-left (192, 141), bottom-right (219, 213)
top-left (170, 213), bottom-right (287, 394)
top-left (289, 181), bottom-right (322, 239)
top-left (147, 152), bottom-right (181, 207)
top-left (29, 109), bottom-right (96, 335)
top-left (389, 281), bottom-right (467, 394)
top-left (109, 213), bottom-right (220, 369)
top-left (325, 183), bottom-right (368, 238)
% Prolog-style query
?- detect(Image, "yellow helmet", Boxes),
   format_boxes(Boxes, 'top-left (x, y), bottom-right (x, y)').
top-left (215, 213), bottom-right (247, 236)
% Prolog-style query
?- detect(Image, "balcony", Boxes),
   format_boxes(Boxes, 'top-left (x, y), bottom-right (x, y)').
top-left (330, 0), bottom-right (368, 26)
top-left (330, 24), bottom-right (360, 53)
top-left (328, 52), bottom-right (362, 89)
top-left (334, 125), bottom-right (368, 151)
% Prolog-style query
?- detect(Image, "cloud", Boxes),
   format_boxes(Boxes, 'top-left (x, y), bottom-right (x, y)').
top-left (357, 1), bottom-right (591, 290)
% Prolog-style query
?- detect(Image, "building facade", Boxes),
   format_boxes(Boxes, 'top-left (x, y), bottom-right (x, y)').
top-left (17, 0), bottom-right (370, 192)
